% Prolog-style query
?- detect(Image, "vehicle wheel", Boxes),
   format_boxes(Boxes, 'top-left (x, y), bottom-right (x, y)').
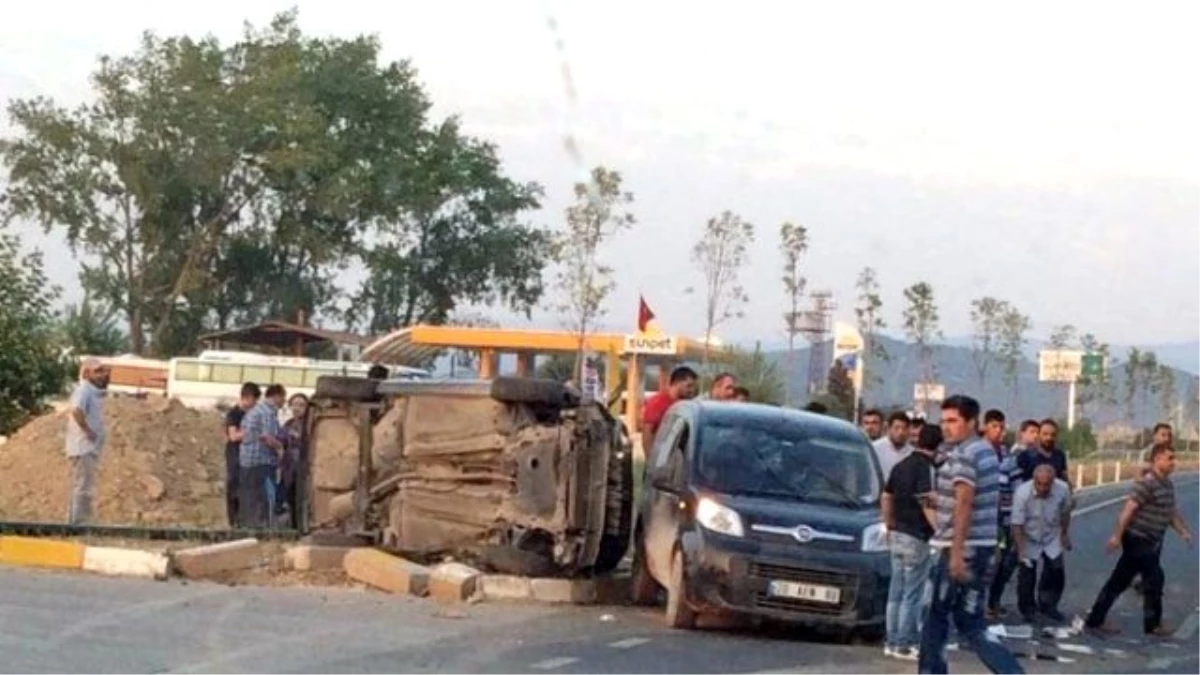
top-left (490, 377), bottom-right (580, 408)
top-left (664, 549), bottom-right (696, 629)
top-left (629, 540), bottom-right (659, 605)
top-left (593, 436), bottom-right (634, 574)
top-left (314, 376), bottom-right (380, 402)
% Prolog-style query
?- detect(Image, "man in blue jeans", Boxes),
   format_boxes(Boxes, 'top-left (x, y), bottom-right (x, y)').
top-left (881, 423), bottom-right (943, 661)
top-left (919, 395), bottom-right (1023, 675)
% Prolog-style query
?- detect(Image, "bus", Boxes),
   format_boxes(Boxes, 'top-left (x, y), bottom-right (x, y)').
top-left (166, 351), bottom-right (430, 409)
top-left (79, 355), bottom-right (170, 398)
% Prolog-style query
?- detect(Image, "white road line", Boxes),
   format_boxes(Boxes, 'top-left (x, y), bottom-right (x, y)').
top-left (1172, 606), bottom-right (1200, 640)
top-left (608, 637), bottom-right (651, 649)
top-left (531, 657), bottom-right (579, 670)
top-left (1071, 494), bottom-right (1128, 517)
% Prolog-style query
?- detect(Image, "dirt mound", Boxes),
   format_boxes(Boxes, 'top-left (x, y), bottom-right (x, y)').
top-left (0, 396), bottom-right (229, 527)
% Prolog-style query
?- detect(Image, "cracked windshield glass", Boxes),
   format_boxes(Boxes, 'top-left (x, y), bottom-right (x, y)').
top-left (0, 1), bottom-right (1196, 673)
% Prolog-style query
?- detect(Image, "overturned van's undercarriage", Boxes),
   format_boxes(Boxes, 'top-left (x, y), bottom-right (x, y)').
top-left (305, 377), bottom-right (633, 576)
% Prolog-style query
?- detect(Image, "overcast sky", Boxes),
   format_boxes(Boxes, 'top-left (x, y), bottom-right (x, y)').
top-left (2, 0), bottom-right (1197, 346)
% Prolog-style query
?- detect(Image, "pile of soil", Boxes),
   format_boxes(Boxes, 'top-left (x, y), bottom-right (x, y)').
top-left (0, 397), bottom-right (229, 527)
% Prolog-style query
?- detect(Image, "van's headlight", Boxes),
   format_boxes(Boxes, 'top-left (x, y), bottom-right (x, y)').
top-left (861, 522), bottom-right (889, 552)
top-left (695, 497), bottom-right (745, 538)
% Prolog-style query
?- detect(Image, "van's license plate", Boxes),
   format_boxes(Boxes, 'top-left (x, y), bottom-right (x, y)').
top-left (768, 580), bottom-right (841, 604)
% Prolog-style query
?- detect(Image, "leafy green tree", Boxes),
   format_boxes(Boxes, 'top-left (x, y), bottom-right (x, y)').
top-left (1154, 363), bottom-right (1176, 424)
top-left (1076, 333), bottom-right (1115, 421)
top-left (0, 235), bottom-right (73, 434)
top-left (1123, 348), bottom-right (1142, 423)
top-left (689, 210), bottom-right (754, 362)
top-left (1048, 324), bottom-right (1078, 350)
top-left (901, 282), bottom-right (942, 397)
top-left (855, 267), bottom-right (889, 396)
top-left (552, 165), bottom-right (636, 380)
top-left (352, 119), bottom-right (550, 333)
top-left (56, 295), bottom-right (129, 356)
top-left (998, 305), bottom-right (1032, 409)
top-left (969, 297), bottom-right (1008, 391)
top-left (718, 343), bottom-right (784, 405)
top-left (780, 222), bottom-right (808, 406)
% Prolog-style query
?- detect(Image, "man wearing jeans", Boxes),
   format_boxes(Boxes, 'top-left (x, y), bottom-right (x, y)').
top-left (919, 395), bottom-right (1023, 675)
top-left (238, 384), bottom-right (286, 528)
top-left (1011, 464), bottom-right (1072, 623)
top-left (881, 424), bottom-right (942, 661)
top-left (65, 358), bottom-right (110, 524)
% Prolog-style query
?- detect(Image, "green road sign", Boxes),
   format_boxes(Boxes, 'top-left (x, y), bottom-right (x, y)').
top-left (1082, 353), bottom-right (1104, 378)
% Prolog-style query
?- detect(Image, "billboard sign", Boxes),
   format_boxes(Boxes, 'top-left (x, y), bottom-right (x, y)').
top-left (1038, 350), bottom-right (1084, 383)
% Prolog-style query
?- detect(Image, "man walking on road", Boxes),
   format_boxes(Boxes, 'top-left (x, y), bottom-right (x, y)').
top-left (1016, 419), bottom-right (1071, 486)
top-left (984, 409), bottom-right (1023, 619)
top-left (1011, 465), bottom-right (1072, 623)
top-left (65, 358), bottom-right (110, 525)
top-left (881, 424), bottom-right (942, 661)
top-left (1085, 445), bottom-right (1194, 636)
top-left (918, 394), bottom-right (1023, 675)
top-left (862, 408), bottom-right (884, 441)
top-left (1010, 420), bottom-right (1041, 471)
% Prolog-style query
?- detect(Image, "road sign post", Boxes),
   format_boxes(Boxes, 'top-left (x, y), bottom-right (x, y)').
top-left (1038, 350), bottom-right (1087, 430)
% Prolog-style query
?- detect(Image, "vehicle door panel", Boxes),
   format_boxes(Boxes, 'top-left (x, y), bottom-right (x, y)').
top-left (645, 417), bottom-right (690, 583)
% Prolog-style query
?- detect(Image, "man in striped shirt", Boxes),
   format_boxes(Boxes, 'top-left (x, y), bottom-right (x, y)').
top-left (918, 395), bottom-right (1023, 675)
top-left (238, 384), bottom-right (287, 528)
top-left (1085, 445), bottom-right (1193, 636)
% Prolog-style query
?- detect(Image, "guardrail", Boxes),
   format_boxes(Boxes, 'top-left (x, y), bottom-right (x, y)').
top-left (1072, 459), bottom-right (1200, 489)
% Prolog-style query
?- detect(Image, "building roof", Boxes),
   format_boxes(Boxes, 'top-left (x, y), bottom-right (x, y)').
top-left (199, 321), bottom-right (371, 350)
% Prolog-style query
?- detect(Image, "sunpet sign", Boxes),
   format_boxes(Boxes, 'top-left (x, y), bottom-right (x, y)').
top-left (623, 335), bottom-right (678, 355)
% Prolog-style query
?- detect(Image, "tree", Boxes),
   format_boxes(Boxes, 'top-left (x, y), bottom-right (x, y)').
top-left (56, 295), bottom-right (129, 357)
top-left (855, 267), bottom-right (889, 398)
top-left (1123, 348), bottom-right (1142, 423)
top-left (779, 222), bottom-right (808, 406)
top-left (0, 234), bottom-right (73, 434)
top-left (901, 282), bottom-right (942, 396)
top-left (998, 305), bottom-right (1032, 409)
top-left (1076, 333), bottom-right (1115, 422)
top-left (689, 210), bottom-right (755, 361)
top-left (969, 297), bottom-right (1009, 391)
top-left (1155, 364), bottom-right (1177, 424)
top-left (351, 118), bottom-right (551, 333)
top-left (552, 165), bottom-right (636, 380)
top-left (722, 343), bottom-right (785, 405)
top-left (826, 360), bottom-right (857, 421)
top-left (1048, 324), bottom-right (1078, 351)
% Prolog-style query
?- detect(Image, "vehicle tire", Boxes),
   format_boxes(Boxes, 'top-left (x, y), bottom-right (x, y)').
top-left (629, 538), bottom-right (659, 606)
top-left (480, 544), bottom-right (558, 577)
top-left (593, 432), bottom-right (634, 574)
top-left (664, 549), bottom-right (696, 629)
top-left (490, 377), bottom-right (580, 408)
top-left (314, 376), bottom-right (380, 402)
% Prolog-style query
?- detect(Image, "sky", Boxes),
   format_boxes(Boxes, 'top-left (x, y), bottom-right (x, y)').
top-left (2, 0), bottom-right (1198, 347)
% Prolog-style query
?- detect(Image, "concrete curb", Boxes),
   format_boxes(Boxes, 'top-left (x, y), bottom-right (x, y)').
top-left (0, 535), bottom-right (169, 579)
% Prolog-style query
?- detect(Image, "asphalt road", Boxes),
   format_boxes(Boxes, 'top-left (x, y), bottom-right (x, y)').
top-left (1, 477), bottom-right (1196, 674)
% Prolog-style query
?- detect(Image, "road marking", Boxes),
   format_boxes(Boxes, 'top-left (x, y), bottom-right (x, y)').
top-left (608, 637), bottom-right (650, 649)
top-left (1172, 606), bottom-right (1200, 640)
top-left (531, 657), bottom-right (579, 670)
top-left (1071, 495), bottom-right (1128, 517)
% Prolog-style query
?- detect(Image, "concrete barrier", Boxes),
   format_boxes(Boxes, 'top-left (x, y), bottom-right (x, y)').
top-left (0, 535), bottom-right (168, 580)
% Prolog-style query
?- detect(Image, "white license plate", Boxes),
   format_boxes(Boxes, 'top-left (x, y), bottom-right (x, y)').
top-left (767, 580), bottom-right (841, 604)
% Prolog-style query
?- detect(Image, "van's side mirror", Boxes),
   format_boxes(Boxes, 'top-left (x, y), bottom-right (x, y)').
top-left (651, 465), bottom-right (677, 493)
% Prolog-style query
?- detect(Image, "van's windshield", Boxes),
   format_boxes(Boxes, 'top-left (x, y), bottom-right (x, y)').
top-left (695, 419), bottom-right (880, 507)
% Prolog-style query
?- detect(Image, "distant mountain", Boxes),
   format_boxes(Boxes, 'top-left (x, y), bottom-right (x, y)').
top-left (764, 335), bottom-right (1198, 427)
top-left (940, 336), bottom-right (1198, 375)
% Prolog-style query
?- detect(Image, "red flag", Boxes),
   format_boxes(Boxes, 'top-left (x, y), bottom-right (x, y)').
top-left (637, 295), bottom-right (656, 332)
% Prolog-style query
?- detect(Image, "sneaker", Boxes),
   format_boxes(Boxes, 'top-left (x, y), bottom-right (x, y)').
top-left (986, 606), bottom-right (1008, 621)
top-left (1147, 626), bottom-right (1174, 638)
top-left (892, 647), bottom-right (919, 661)
top-left (883, 645), bottom-right (897, 658)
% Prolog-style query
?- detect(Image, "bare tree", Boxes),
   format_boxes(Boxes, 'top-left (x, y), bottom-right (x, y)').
top-left (780, 222), bottom-right (809, 406)
top-left (855, 267), bottom-right (889, 398)
top-left (901, 282), bottom-right (942, 399)
top-left (688, 210), bottom-right (755, 361)
top-left (553, 166), bottom-right (636, 380)
top-left (970, 296), bottom-right (1009, 392)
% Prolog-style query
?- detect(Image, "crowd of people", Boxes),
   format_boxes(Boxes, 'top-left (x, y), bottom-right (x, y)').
top-left (870, 399), bottom-right (1192, 674)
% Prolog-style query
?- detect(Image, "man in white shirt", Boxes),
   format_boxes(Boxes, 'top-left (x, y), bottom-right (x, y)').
top-left (1011, 464), bottom-right (1073, 623)
top-left (872, 411), bottom-right (911, 480)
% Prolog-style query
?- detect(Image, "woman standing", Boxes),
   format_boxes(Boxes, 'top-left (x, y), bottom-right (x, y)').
top-left (277, 393), bottom-right (310, 528)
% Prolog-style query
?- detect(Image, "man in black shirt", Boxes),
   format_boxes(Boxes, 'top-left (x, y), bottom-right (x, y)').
top-left (881, 424), bottom-right (942, 661)
top-left (1017, 419), bottom-right (1071, 486)
top-left (224, 382), bottom-right (261, 528)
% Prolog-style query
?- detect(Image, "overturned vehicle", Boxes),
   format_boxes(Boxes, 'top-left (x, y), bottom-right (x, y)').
top-left (304, 376), bottom-right (634, 577)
